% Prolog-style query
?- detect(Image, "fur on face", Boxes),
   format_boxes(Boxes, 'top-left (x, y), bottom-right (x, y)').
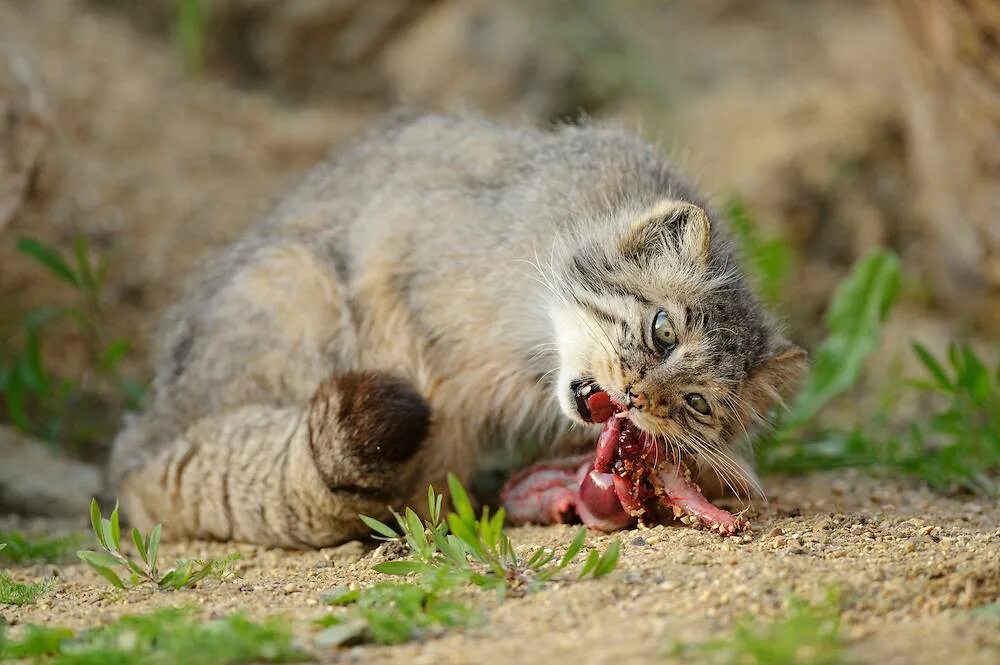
top-left (546, 199), bottom-right (807, 498)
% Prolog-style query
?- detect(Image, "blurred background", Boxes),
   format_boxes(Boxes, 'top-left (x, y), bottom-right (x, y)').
top-left (0, 0), bottom-right (997, 514)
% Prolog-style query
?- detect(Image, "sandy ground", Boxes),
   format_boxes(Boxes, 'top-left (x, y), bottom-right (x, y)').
top-left (3, 470), bottom-right (998, 664)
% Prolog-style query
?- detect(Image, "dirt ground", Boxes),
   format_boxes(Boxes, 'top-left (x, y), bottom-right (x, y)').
top-left (3, 470), bottom-right (998, 664)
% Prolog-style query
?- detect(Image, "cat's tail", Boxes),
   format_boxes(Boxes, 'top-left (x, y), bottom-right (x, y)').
top-left (109, 373), bottom-right (430, 548)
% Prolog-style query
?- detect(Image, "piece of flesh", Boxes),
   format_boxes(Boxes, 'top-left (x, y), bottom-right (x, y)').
top-left (500, 393), bottom-right (749, 536)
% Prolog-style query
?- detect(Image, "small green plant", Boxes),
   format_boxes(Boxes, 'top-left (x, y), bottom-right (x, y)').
top-left (315, 476), bottom-right (620, 646)
top-left (0, 530), bottom-right (81, 563)
top-left (743, 239), bottom-right (997, 493)
top-left (315, 575), bottom-right (476, 647)
top-left (77, 499), bottom-right (240, 591)
top-left (0, 572), bottom-right (53, 606)
top-left (0, 236), bottom-right (143, 451)
top-left (725, 198), bottom-right (792, 304)
top-left (175, 0), bottom-right (206, 75)
top-left (361, 474), bottom-right (621, 594)
top-left (899, 342), bottom-right (999, 496)
top-left (671, 590), bottom-right (846, 665)
top-left (785, 249), bottom-right (902, 429)
top-left (0, 607), bottom-right (310, 664)
top-left (757, 250), bottom-right (901, 471)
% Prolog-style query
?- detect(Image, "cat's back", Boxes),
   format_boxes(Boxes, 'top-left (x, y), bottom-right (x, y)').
top-left (265, 112), bottom-right (696, 245)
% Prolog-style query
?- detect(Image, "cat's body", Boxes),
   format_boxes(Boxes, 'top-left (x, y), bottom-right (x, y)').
top-left (111, 113), bottom-right (804, 547)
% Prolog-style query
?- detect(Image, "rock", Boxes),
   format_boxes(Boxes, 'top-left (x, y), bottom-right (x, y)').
top-left (322, 539), bottom-right (366, 562)
top-left (368, 539), bottom-right (410, 563)
top-left (0, 426), bottom-right (102, 516)
top-left (0, 44), bottom-right (50, 232)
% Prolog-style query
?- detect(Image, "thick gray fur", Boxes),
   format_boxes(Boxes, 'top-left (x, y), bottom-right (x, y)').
top-left (110, 112), bottom-right (805, 547)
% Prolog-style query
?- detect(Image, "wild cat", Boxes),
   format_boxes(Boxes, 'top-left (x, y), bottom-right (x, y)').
top-left (110, 113), bottom-right (806, 547)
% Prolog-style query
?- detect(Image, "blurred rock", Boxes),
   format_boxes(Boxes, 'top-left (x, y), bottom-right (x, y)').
top-left (0, 426), bottom-right (102, 517)
top-left (0, 44), bottom-right (50, 232)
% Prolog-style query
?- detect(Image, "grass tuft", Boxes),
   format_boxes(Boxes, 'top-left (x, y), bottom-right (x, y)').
top-left (0, 607), bottom-right (310, 663)
top-left (78, 499), bottom-right (240, 591)
top-left (741, 238), bottom-right (999, 497)
top-left (315, 475), bottom-right (621, 646)
top-left (316, 574), bottom-right (476, 647)
top-left (1, 235), bottom-right (144, 454)
top-left (360, 474), bottom-right (620, 594)
top-left (0, 572), bottom-right (53, 606)
top-left (0, 531), bottom-right (81, 564)
top-left (671, 590), bottom-right (846, 665)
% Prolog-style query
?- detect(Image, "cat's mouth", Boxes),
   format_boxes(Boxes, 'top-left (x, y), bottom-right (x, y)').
top-left (571, 378), bottom-right (618, 423)
top-left (507, 378), bottom-right (748, 535)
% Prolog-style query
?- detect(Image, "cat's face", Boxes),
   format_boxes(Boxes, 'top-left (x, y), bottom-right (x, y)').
top-left (548, 201), bottom-right (806, 495)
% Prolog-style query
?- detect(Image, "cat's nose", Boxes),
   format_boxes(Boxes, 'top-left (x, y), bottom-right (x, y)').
top-left (626, 387), bottom-right (648, 410)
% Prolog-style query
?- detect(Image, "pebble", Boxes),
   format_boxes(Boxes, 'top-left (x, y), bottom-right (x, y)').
top-left (812, 518), bottom-right (832, 533)
top-left (283, 582), bottom-right (297, 594)
top-left (630, 536), bottom-right (649, 547)
top-left (768, 526), bottom-right (784, 537)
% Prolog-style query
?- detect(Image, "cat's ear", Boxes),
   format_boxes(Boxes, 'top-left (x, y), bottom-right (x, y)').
top-left (743, 342), bottom-right (809, 417)
top-left (619, 201), bottom-right (712, 266)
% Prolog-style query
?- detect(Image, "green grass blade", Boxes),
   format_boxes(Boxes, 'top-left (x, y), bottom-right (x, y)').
top-left (90, 565), bottom-right (126, 590)
top-left (89, 499), bottom-right (107, 550)
top-left (76, 550), bottom-right (121, 569)
top-left (73, 236), bottom-right (97, 295)
top-left (593, 539), bottom-right (621, 577)
top-left (110, 502), bottom-right (121, 550)
top-left (404, 508), bottom-right (429, 554)
top-left (147, 524), bottom-right (161, 574)
top-left (488, 508), bottom-right (506, 541)
top-left (578, 550), bottom-right (600, 579)
top-left (912, 343), bottom-right (952, 390)
top-left (525, 547), bottom-right (547, 569)
top-left (131, 527), bottom-right (148, 564)
top-left (447, 473), bottom-right (476, 525)
top-left (373, 561), bottom-right (429, 576)
top-left (446, 515), bottom-right (484, 560)
top-left (323, 587), bottom-right (360, 606)
top-left (559, 528), bottom-right (588, 568)
top-left (427, 485), bottom-right (439, 524)
top-left (100, 518), bottom-right (117, 554)
top-left (175, 0), bottom-right (205, 75)
top-left (17, 237), bottom-right (78, 288)
top-left (359, 515), bottom-right (400, 540)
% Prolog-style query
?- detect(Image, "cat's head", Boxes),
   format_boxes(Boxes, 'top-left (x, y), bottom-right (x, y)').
top-left (547, 199), bottom-right (807, 496)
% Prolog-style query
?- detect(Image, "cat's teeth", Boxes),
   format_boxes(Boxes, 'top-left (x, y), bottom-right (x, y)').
top-left (579, 384), bottom-right (592, 396)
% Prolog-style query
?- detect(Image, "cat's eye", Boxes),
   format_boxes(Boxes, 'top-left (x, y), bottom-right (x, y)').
top-left (685, 393), bottom-right (711, 416)
top-left (651, 310), bottom-right (677, 353)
